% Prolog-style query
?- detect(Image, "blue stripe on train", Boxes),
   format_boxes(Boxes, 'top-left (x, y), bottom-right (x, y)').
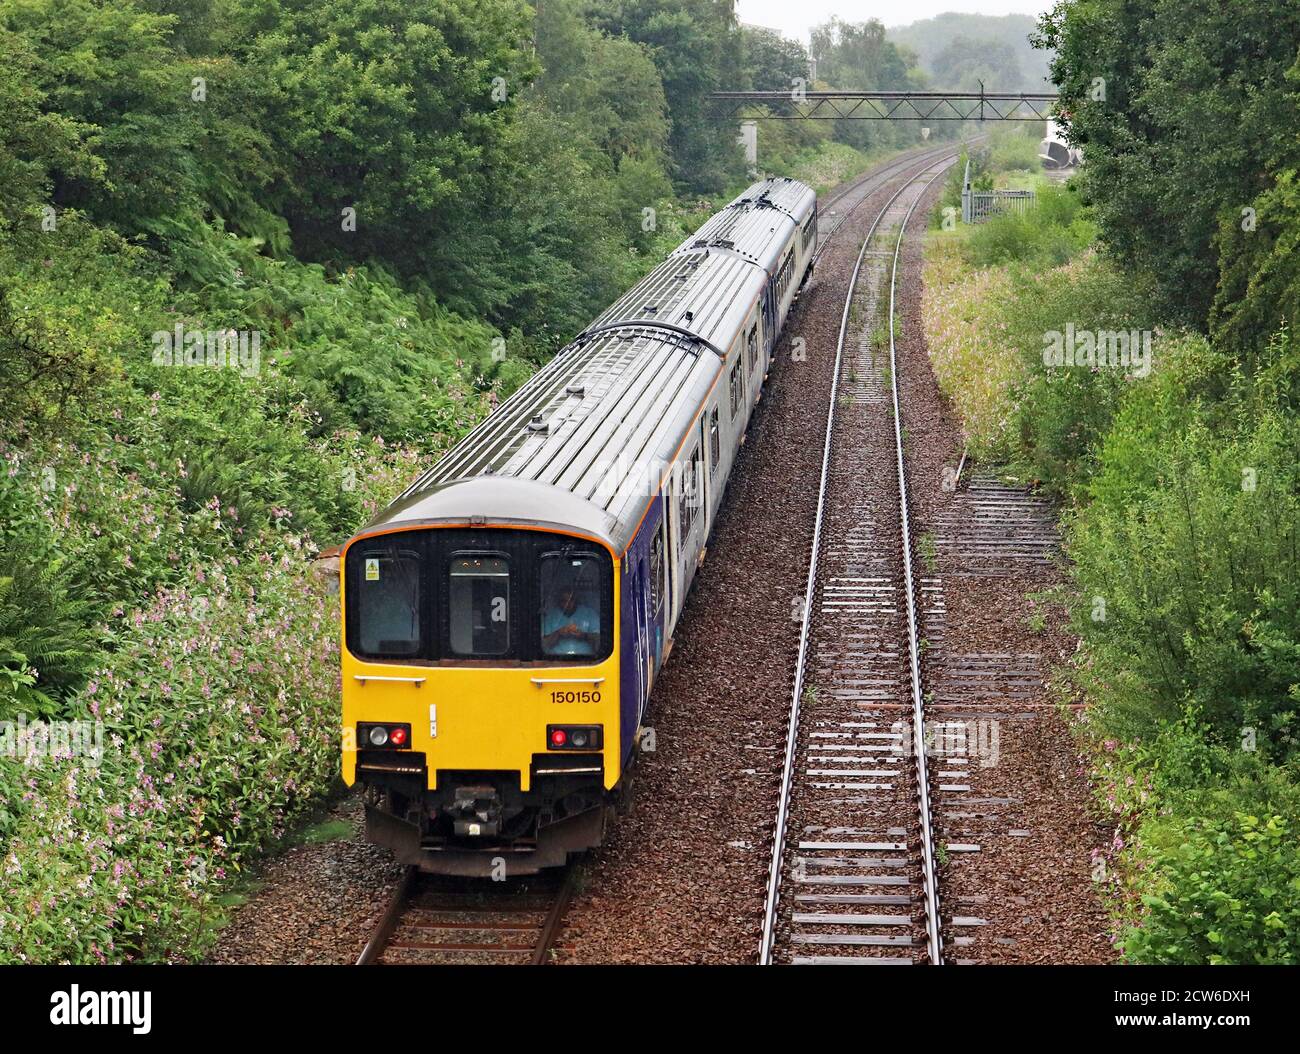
top-left (619, 494), bottom-right (664, 767)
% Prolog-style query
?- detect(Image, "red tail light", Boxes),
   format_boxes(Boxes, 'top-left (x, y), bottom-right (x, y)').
top-left (358, 722), bottom-right (411, 750)
top-left (547, 725), bottom-right (602, 751)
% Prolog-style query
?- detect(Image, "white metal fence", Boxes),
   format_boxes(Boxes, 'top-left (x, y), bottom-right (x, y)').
top-left (960, 159), bottom-right (1036, 224)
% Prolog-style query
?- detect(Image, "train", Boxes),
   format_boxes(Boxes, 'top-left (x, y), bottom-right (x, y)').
top-left (340, 176), bottom-right (819, 875)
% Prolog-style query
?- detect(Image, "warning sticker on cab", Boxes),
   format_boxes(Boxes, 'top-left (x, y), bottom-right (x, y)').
top-left (365, 558), bottom-right (380, 581)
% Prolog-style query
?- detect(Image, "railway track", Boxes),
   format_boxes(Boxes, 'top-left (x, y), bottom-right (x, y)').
top-left (813, 138), bottom-right (983, 266)
top-left (357, 867), bottom-right (575, 965)
top-left (760, 152), bottom-right (959, 965)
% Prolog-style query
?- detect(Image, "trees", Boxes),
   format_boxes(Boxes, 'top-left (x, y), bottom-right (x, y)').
top-left (809, 17), bottom-right (923, 154)
top-left (1036, 0), bottom-right (1300, 330)
top-left (235, 0), bottom-right (538, 314)
top-left (588, 0), bottom-right (746, 193)
top-left (739, 25), bottom-right (809, 93)
top-left (890, 12), bottom-right (1050, 90)
top-left (931, 35), bottom-right (1023, 92)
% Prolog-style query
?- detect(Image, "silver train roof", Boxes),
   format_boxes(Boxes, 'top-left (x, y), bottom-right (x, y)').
top-left (357, 176), bottom-right (817, 554)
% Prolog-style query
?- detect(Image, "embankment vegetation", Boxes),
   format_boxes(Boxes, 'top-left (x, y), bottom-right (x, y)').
top-left (924, 60), bottom-right (1300, 963)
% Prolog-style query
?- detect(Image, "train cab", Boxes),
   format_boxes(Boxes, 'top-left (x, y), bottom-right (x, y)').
top-left (341, 478), bottom-right (627, 876)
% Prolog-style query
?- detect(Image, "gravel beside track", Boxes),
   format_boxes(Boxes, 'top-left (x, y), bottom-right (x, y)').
top-left (206, 797), bottom-right (402, 965)
top-left (893, 200), bottom-right (1114, 965)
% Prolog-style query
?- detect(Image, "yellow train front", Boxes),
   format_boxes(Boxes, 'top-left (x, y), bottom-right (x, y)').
top-left (340, 175), bottom-right (818, 876)
top-left (340, 479), bottom-right (639, 878)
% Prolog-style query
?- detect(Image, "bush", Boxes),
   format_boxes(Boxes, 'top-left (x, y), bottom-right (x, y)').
top-left (1070, 389), bottom-right (1300, 754)
top-left (1119, 808), bottom-right (1299, 965)
top-left (0, 548), bottom-right (339, 962)
top-left (1005, 252), bottom-right (1160, 491)
top-left (0, 462), bottom-right (99, 716)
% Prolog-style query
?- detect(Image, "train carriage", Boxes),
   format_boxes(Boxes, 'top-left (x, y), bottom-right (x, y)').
top-left (341, 177), bottom-right (817, 875)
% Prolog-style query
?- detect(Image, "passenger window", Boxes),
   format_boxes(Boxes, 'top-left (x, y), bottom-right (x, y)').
top-left (747, 325), bottom-right (758, 372)
top-left (709, 406), bottom-right (720, 469)
top-left (730, 359), bottom-right (742, 417)
top-left (678, 445), bottom-right (701, 541)
top-left (356, 547), bottom-right (422, 658)
top-left (539, 554), bottom-right (603, 658)
top-left (448, 554), bottom-right (510, 657)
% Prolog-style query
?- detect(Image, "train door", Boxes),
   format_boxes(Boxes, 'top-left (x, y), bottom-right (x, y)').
top-left (761, 282), bottom-right (775, 355)
top-left (700, 414), bottom-right (714, 539)
top-left (675, 440), bottom-right (704, 607)
top-left (650, 521), bottom-right (666, 676)
top-left (630, 556), bottom-right (650, 721)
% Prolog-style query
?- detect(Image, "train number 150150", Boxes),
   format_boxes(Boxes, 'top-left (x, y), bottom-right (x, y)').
top-left (550, 689), bottom-right (601, 704)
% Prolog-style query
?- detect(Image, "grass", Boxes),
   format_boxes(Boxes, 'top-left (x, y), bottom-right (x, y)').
top-left (918, 531), bottom-right (937, 573)
top-left (300, 818), bottom-right (355, 844)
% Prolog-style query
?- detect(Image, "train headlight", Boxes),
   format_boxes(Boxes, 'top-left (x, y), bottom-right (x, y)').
top-left (546, 725), bottom-right (602, 751)
top-left (358, 723), bottom-right (411, 749)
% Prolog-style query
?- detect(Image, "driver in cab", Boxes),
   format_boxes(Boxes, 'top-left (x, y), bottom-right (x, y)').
top-left (541, 573), bottom-right (600, 657)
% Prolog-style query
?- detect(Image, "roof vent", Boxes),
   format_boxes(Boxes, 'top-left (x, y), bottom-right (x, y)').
top-left (527, 415), bottom-right (549, 433)
top-left (682, 310), bottom-right (694, 324)
top-left (643, 304), bottom-right (658, 314)
top-left (565, 382), bottom-right (585, 396)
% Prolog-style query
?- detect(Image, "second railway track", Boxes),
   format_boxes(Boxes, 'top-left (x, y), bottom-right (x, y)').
top-left (760, 153), bottom-right (958, 966)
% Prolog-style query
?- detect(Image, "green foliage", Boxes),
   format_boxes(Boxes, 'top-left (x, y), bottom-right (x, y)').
top-left (1213, 157), bottom-right (1300, 360)
top-left (992, 251), bottom-right (1155, 489)
top-left (1121, 813), bottom-right (1299, 965)
top-left (963, 185), bottom-right (1095, 269)
top-left (810, 17), bottom-right (929, 157)
top-left (1069, 339), bottom-right (1300, 755)
top-left (0, 27), bottom-right (99, 224)
top-left (234, 0), bottom-right (538, 308)
top-left (739, 25), bottom-right (809, 92)
top-left (1036, 0), bottom-right (1300, 329)
top-left (589, 0), bottom-right (747, 193)
top-left (0, 467), bottom-right (98, 717)
top-left (932, 35), bottom-right (1023, 92)
top-left (0, 550), bottom-right (343, 962)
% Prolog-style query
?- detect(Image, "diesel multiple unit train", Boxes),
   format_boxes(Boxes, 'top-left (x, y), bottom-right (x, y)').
top-left (341, 176), bottom-right (819, 875)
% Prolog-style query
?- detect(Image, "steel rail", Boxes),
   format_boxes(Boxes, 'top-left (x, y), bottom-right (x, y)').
top-left (356, 865), bottom-right (417, 965)
top-left (812, 141), bottom-right (973, 268)
top-left (758, 151), bottom-right (958, 965)
top-left (528, 869), bottom-right (577, 965)
top-left (357, 866), bottom-right (576, 966)
top-left (886, 164), bottom-right (951, 966)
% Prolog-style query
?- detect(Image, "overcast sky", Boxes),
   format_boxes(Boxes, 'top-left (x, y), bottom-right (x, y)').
top-left (735, 1), bottom-right (1053, 45)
